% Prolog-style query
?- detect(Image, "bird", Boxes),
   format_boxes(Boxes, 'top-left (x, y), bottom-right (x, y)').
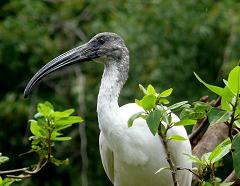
top-left (24, 32), bottom-right (192, 186)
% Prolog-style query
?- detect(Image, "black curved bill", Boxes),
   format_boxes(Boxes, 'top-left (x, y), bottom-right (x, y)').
top-left (24, 43), bottom-right (98, 98)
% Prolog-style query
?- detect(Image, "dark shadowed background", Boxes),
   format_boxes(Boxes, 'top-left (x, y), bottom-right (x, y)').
top-left (0, 0), bottom-right (239, 185)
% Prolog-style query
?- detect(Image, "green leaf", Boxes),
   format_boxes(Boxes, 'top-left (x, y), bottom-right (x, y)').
top-left (194, 72), bottom-right (224, 96)
top-left (159, 88), bottom-right (173, 97)
top-left (128, 111), bottom-right (145, 127)
top-left (146, 84), bottom-right (156, 95)
top-left (222, 85), bottom-right (235, 102)
top-left (155, 167), bottom-right (170, 174)
top-left (232, 134), bottom-right (240, 178)
top-left (37, 101), bottom-right (53, 117)
top-left (184, 153), bottom-right (204, 165)
top-left (167, 135), bottom-right (187, 141)
top-left (193, 101), bottom-right (211, 113)
top-left (208, 138), bottom-right (231, 163)
top-left (30, 120), bottom-right (44, 137)
top-left (54, 136), bottom-right (72, 141)
top-left (136, 94), bottom-right (157, 111)
top-left (208, 107), bottom-right (231, 125)
top-left (234, 120), bottom-right (240, 128)
top-left (159, 98), bottom-right (170, 104)
top-left (51, 109), bottom-right (75, 119)
top-left (180, 108), bottom-right (206, 120)
top-left (221, 86), bottom-right (235, 111)
top-left (146, 109), bottom-right (163, 135)
top-left (50, 157), bottom-right (69, 166)
top-left (55, 116), bottom-right (83, 126)
top-left (174, 119), bottom-right (196, 126)
top-left (139, 84), bottom-right (147, 94)
top-left (228, 66), bottom-right (240, 95)
top-left (168, 101), bottom-right (188, 111)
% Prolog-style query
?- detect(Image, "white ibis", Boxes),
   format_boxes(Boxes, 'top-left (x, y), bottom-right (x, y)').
top-left (24, 32), bottom-right (192, 186)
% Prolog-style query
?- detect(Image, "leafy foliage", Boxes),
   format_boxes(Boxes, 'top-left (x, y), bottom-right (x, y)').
top-left (0, 101), bottom-right (83, 184)
top-left (129, 84), bottom-right (195, 136)
top-left (185, 65), bottom-right (240, 185)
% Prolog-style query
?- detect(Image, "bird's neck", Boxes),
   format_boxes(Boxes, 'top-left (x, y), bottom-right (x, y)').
top-left (97, 53), bottom-right (129, 133)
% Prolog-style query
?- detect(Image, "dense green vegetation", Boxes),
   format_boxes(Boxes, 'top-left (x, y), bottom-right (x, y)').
top-left (0, 0), bottom-right (240, 185)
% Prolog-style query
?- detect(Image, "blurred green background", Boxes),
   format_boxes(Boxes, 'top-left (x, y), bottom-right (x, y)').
top-left (0, 0), bottom-right (239, 185)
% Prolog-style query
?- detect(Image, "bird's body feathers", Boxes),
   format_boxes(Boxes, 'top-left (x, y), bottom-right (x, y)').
top-left (99, 103), bottom-right (192, 186)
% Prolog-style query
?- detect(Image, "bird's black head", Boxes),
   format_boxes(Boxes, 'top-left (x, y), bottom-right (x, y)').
top-left (23, 32), bottom-right (127, 98)
top-left (88, 32), bottom-right (127, 61)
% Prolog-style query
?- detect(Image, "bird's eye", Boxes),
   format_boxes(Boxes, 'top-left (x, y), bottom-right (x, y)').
top-left (98, 38), bottom-right (105, 45)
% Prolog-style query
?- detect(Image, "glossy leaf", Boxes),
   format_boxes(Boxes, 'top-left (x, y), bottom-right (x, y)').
top-left (208, 138), bottom-right (231, 163)
top-left (128, 111), bottom-right (145, 127)
top-left (50, 157), bottom-right (69, 166)
top-left (232, 134), bottom-right (240, 178)
top-left (51, 109), bottom-right (75, 119)
top-left (136, 94), bottom-right (157, 111)
top-left (180, 108), bottom-right (206, 120)
top-left (167, 135), bottom-right (187, 141)
top-left (146, 109), bottom-right (163, 135)
top-left (194, 72), bottom-right (224, 96)
top-left (155, 167), bottom-right (170, 174)
top-left (228, 66), bottom-right (240, 94)
top-left (146, 84), bottom-right (156, 95)
top-left (159, 88), bottom-right (173, 97)
top-left (139, 84), bottom-right (147, 94)
top-left (37, 101), bottom-right (53, 117)
top-left (168, 101), bottom-right (188, 111)
top-left (174, 119), bottom-right (196, 126)
top-left (193, 101), bottom-right (211, 113)
top-left (208, 107), bottom-right (231, 125)
top-left (30, 120), bottom-right (44, 137)
top-left (54, 137), bottom-right (72, 141)
top-left (159, 98), bottom-right (170, 104)
top-left (55, 116), bottom-right (83, 126)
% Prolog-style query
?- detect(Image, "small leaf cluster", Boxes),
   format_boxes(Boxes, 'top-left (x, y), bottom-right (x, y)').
top-left (194, 66), bottom-right (240, 126)
top-left (186, 138), bottom-right (232, 185)
top-left (29, 101), bottom-right (83, 165)
top-left (128, 84), bottom-right (192, 140)
top-left (194, 66), bottom-right (240, 178)
top-left (0, 101), bottom-right (83, 185)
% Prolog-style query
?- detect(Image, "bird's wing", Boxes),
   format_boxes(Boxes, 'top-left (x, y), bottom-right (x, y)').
top-left (99, 132), bottom-right (114, 183)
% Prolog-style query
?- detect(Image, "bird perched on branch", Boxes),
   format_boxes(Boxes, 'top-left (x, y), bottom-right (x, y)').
top-left (24, 32), bottom-right (192, 186)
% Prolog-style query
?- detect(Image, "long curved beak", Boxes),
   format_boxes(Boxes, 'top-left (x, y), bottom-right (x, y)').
top-left (24, 42), bottom-right (98, 98)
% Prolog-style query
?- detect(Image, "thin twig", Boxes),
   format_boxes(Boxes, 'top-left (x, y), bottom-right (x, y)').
top-left (1, 159), bottom-right (48, 179)
top-left (159, 129), bottom-right (178, 186)
top-left (176, 167), bottom-right (201, 180)
top-left (0, 167), bottom-right (28, 174)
